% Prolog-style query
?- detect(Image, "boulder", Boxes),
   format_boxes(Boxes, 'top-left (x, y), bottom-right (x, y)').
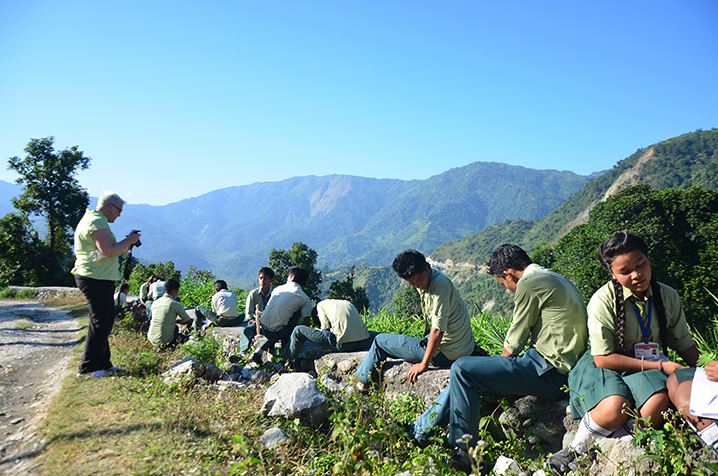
top-left (261, 373), bottom-right (329, 427)
top-left (163, 357), bottom-right (205, 384)
top-left (259, 427), bottom-right (294, 449)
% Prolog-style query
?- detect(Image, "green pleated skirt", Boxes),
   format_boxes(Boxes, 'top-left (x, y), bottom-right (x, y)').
top-left (568, 351), bottom-right (669, 419)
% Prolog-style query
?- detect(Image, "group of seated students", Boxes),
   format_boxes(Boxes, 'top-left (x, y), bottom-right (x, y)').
top-left (119, 231), bottom-right (717, 474)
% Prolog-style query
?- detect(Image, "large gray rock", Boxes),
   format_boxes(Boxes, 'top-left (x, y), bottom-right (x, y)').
top-left (315, 350), bottom-right (451, 406)
top-left (163, 357), bottom-right (205, 384)
top-left (261, 373), bottom-right (329, 426)
top-left (259, 427), bottom-right (293, 449)
top-left (497, 395), bottom-right (570, 454)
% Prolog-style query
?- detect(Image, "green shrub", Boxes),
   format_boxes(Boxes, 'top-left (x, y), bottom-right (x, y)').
top-left (181, 334), bottom-right (224, 366)
top-left (0, 287), bottom-right (16, 298)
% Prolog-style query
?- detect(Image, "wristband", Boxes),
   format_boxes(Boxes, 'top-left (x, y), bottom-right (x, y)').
top-left (658, 361), bottom-right (664, 372)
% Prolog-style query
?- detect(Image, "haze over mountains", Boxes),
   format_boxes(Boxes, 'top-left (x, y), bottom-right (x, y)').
top-left (2, 162), bottom-right (591, 290)
top-left (3, 129), bottom-right (715, 312)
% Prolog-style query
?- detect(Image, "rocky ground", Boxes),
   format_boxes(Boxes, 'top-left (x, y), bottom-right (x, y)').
top-left (0, 300), bottom-right (81, 475)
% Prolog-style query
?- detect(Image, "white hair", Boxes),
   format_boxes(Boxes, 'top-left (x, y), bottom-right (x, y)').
top-left (96, 191), bottom-right (125, 211)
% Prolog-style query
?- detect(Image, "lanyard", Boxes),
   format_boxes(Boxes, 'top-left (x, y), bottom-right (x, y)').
top-left (260, 290), bottom-right (269, 308)
top-left (632, 299), bottom-right (652, 343)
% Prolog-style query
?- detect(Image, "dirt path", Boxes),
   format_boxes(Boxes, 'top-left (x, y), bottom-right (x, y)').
top-left (0, 301), bottom-right (81, 475)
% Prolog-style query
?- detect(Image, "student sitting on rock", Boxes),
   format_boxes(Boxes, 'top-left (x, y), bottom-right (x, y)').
top-left (147, 279), bottom-right (193, 348)
top-left (355, 249), bottom-right (475, 393)
top-left (239, 266), bottom-right (313, 365)
top-left (283, 299), bottom-right (378, 368)
top-left (193, 279), bottom-right (244, 332)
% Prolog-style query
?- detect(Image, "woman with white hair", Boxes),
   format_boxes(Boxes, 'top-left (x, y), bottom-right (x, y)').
top-left (72, 191), bottom-right (141, 377)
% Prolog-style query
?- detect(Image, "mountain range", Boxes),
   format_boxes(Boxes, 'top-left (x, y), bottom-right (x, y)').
top-left (4, 128), bottom-right (714, 313)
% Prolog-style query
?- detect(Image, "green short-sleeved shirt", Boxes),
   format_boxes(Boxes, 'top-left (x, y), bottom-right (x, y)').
top-left (147, 294), bottom-right (192, 346)
top-left (503, 264), bottom-right (588, 375)
top-left (419, 269), bottom-right (475, 361)
top-left (588, 281), bottom-right (695, 357)
top-left (317, 299), bottom-right (370, 343)
top-left (246, 287), bottom-right (271, 321)
top-left (71, 208), bottom-right (121, 281)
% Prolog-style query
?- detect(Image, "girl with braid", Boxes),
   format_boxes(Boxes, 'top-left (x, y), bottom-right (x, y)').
top-left (548, 232), bottom-right (699, 475)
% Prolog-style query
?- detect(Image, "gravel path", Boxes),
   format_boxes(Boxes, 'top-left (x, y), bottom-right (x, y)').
top-left (0, 300), bottom-right (81, 474)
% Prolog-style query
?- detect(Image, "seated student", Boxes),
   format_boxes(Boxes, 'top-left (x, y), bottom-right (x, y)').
top-left (550, 232), bottom-right (698, 474)
top-left (246, 267), bottom-right (275, 335)
top-left (408, 244), bottom-right (588, 473)
top-left (283, 299), bottom-right (379, 366)
top-left (239, 266), bottom-right (313, 365)
top-left (147, 279), bottom-right (193, 348)
top-left (150, 277), bottom-right (166, 300)
top-left (667, 363), bottom-right (718, 454)
top-left (355, 249), bottom-right (475, 392)
top-left (114, 283), bottom-right (130, 309)
top-left (193, 279), bottom-right (244, 331)
top-left (138, 276), bottom-right (153, 307)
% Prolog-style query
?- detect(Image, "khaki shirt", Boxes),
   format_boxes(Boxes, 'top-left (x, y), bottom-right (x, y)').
top-left (317, 299), bottom-right (370, 343)
top-left (504, 264), bottom-right (588, 375)
top-left (147, 294), bottom-right (192, 346)
top-left (419, 269), bottom-right (475, 361)
top-left (260, 282), bottom-right (312, 330)
top-left (211, 289), bottom-right (239, 317)
top-left (588, 281), bottom-right (695, 356)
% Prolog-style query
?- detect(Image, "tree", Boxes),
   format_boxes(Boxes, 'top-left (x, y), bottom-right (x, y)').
top-left (268, 242), bottom-right (323, 302)
top-left (127, 261), bottom-right (182, 294)
top-left (547, 184), bottom-right (718, 331)
top-left (328, 264), bottom-right (370, 313)
top-left (8, 137), bottom-right (90, 253)
top-left (391, 284), bottom-right (422, 320)
top-left (0, 213), bottom-right (39, 285)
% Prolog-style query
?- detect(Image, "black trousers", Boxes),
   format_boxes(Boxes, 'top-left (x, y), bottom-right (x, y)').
top-left (75, 275), bottom-right (116, 373)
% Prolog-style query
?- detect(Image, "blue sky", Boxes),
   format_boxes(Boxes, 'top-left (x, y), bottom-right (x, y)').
top-left (1, 1), bottom-right (716, 206)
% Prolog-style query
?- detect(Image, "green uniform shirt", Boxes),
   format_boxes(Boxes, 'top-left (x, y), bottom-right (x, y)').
top-left (504, 264), bottom-right (588, 375)
top-left (317, 299), bottom-right (370, 343)
top-left (419, 269), bottom-right (475, 361)
top-left (71, 208), bottom-right (121, 281)
top-left (147, 294), bottom-right (192, 347)
top-left (588, 281), bottom-right (695, 357)
top-left (246, 287), bottom-right (271, 321)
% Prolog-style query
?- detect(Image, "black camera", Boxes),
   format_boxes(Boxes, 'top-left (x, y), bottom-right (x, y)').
top-left (128, 230), bottom-right (142, 248)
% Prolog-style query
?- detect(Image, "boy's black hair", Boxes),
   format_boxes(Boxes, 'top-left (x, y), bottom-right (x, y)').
top-left (486, 244), bottom-right (532, 277)
top-left (165, 278), bottom-right (180, 294)
top-left (214, 279), bottom-right (228, 291)
top-left (118, 283), bottom-right (129, 292)
top-left (287, 266), bottom-right (309, 287)
top-left (259, 267), bottom-right (275, 279)
top-left (392, 249), bottom-right (428, 279)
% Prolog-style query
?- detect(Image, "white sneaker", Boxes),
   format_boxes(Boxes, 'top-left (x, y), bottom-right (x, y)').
top-left (77, 370), bottom-right (110, 378)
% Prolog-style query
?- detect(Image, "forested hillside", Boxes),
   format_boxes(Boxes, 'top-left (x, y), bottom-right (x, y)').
top-left (432, 129), bottom-right (718, 316)
top-left (109, 162), bottom-right (589, 288)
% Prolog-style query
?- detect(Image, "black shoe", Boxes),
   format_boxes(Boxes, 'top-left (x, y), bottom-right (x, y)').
top-left (547, 446), bottom-right (578, 475)
top-left (249, 351), bottom-right (264, 366)
top-left (446, 447), bottom-right (473, 474)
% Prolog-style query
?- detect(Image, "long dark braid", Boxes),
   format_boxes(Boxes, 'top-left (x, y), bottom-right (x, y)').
top-left (611, 277), bottom-right (628, 354)
top-left (599, 231), bottom-right (668, 356)
top-left (650, 276), bottom-right (669, 355)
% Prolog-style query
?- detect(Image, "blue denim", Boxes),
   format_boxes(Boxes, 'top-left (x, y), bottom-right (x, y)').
top-left (355, 333), bottom-right (454, 387)
top-left (283, 326), bottom-right (379, 360)
top-left (239, 310), bottom-right (302, 353)
top-left (410, 348), bottom-right (568, 449)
